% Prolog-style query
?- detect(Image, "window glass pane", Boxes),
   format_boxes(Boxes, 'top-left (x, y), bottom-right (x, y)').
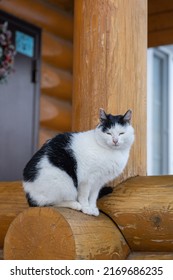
top-left (148, 49), bottom-right (169, 175)
top-left (152, 54), bottom-right (163, 174)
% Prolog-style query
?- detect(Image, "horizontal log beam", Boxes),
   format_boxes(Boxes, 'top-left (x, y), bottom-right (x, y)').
top-left (41, 63), bottom-right (72, 102)
top-left (148, 11), bottom-right (173, 33)
top-left (0, 182), bottom-right (28, 249)
top-left (45, 0), bottom-right (74, 12)
top-left (2, 175), bottom-right (173, 259)
top-left (0, 0), bottom-right (73, 41)
top-left (40, 95), bottom-right (72, 131)
top-left (4, 207), bottom-right (130, 260)
top-left (148, 0), bottom-right (173, 15)
top-left (98, 175), bottom-right (173, 252)
top-left (128, 252), bottom-right (173, 260)
top-left (42, 32), bottom-right (73, 71)
top-left (148, 29), bottom-right (173, 47)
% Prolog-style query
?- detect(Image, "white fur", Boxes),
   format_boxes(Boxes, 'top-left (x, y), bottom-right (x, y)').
top-left (23, 123), bottom-right (134, 216)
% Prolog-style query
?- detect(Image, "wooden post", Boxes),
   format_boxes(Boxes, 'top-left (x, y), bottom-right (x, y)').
top-left (72, 0), bottom-right (147, 183)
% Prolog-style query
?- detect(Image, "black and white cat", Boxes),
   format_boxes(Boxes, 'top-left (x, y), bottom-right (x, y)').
top-left (23, 109), bottom-right (134, 216)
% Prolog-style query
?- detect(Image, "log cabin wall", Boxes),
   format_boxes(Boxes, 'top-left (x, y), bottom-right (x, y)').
top-left (148, 0), bottom-right (173, 47)
top-left (0, 0), bottom-right (74, 147)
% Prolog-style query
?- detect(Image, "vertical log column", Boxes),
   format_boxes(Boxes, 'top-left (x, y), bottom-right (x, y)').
top-left (72, 0), bottom-right (147, 183)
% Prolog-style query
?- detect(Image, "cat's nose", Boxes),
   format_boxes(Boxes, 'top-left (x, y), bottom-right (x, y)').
top-left (113, 139), bottom-right (118, 145)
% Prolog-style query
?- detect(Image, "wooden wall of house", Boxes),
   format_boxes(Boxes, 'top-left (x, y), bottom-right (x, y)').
top-left (0, 0), bottom-right (74, 146)
top-left (148, 0), bottom-right (173, 47)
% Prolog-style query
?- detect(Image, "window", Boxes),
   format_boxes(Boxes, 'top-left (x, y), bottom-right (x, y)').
top-left (147, 46), bottom-right (173, 175)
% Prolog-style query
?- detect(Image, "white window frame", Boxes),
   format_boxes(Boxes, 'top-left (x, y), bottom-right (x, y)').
top-left (147, 46), bottom-right (173, 175)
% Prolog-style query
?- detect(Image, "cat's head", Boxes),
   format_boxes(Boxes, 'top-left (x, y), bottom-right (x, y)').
top-left (95, 109), bottom-right (134, 150)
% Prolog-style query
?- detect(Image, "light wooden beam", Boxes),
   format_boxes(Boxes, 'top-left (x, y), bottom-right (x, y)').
top-left (40, 95), bottom-right (72, 131)
top-left (41, 62), bottom-right (72, 101)
top-left (3, 175), bottom-right (173, 259)
top-left (128, 252), bottom-right (173, 260)
top-left (98, 175), bottom-right (173, 252)
top-left (72, 0), bottom-right (147, 184)
top-left (0, 182), bottom-right (28, 249)
top-left (42, 32), bottom-right (73, 71)
top-left (4, 207), bottom-right (130, 260)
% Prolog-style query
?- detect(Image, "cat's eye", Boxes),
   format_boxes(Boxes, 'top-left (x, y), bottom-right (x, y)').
top-left (119, 132), bottom-right (125, 135)
top-left (106, 132), bottom-right (111, 135)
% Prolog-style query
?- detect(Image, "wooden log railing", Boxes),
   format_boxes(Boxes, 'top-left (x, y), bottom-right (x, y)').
top-left (0, 0), bottom-right (73, 41)
top-left (0, 182), bottom-right (28, 251)
top-left (1, 176), bottom-right (173, 260)
top-left (98, 176), bottom-right (173, 253)
top-left (4, 208), bottom-right (130, 260)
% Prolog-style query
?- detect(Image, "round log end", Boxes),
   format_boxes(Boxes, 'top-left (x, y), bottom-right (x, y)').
top-left (4, 207), bottom-right (130, 260)
top-left (4, 207), bottom-right (75, 260)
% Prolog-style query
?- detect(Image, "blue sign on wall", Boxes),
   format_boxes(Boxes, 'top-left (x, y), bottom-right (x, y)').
top-left (15, 31), bottom-right (34, 57)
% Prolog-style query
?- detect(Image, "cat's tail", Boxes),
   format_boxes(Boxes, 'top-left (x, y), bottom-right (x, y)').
top-left (98, 186), bottom-right (113, 199)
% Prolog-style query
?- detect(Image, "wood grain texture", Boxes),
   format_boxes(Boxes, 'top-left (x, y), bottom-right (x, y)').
top-left (128, 252), bottom-right (173, 260)
top-left (41, 62), bottom-right (72, 101)
top-left (73, 0), bottom-right (147, 185)
top-left (4, 207), bottom-right (130, 260)
top-left (0, 0), bottom-right (73, 41)
top-left (42, 32), bottom-right (73, 71)
top-left (40, 95), bottom-right (72, 131)
top-left (0, 182), bottom-right (28, 249)
top-left (98, 175), bottom-right (173, 252)
top-left (148, 0), bottom-right (173, 47)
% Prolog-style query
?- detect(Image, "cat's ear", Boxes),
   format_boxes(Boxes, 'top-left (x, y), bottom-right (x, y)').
top-left (99, 108), bottom-right (108, 123)
top-left (123, 110), bottom-right (132, 123)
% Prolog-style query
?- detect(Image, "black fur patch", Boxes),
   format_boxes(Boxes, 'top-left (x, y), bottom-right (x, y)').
top-left (23, 133), bottom-right (78, 188)
top-left (99, 114), bottom-right (128, 132)
top-left (23, 144), bottom-right (47, 182)
top-left (25, 192), bottom-right (38, 207)
top-left (47, 133), bottom-right (78, 188)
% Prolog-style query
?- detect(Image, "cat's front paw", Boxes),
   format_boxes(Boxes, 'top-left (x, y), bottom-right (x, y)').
top-left (70, 201), bottom-right (82, 211)
top-left (81, 206), bottom-right (99, 216)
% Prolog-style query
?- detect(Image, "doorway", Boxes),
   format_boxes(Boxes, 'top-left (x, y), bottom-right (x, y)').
top-left (0, 11), bottom-right (41, 180)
